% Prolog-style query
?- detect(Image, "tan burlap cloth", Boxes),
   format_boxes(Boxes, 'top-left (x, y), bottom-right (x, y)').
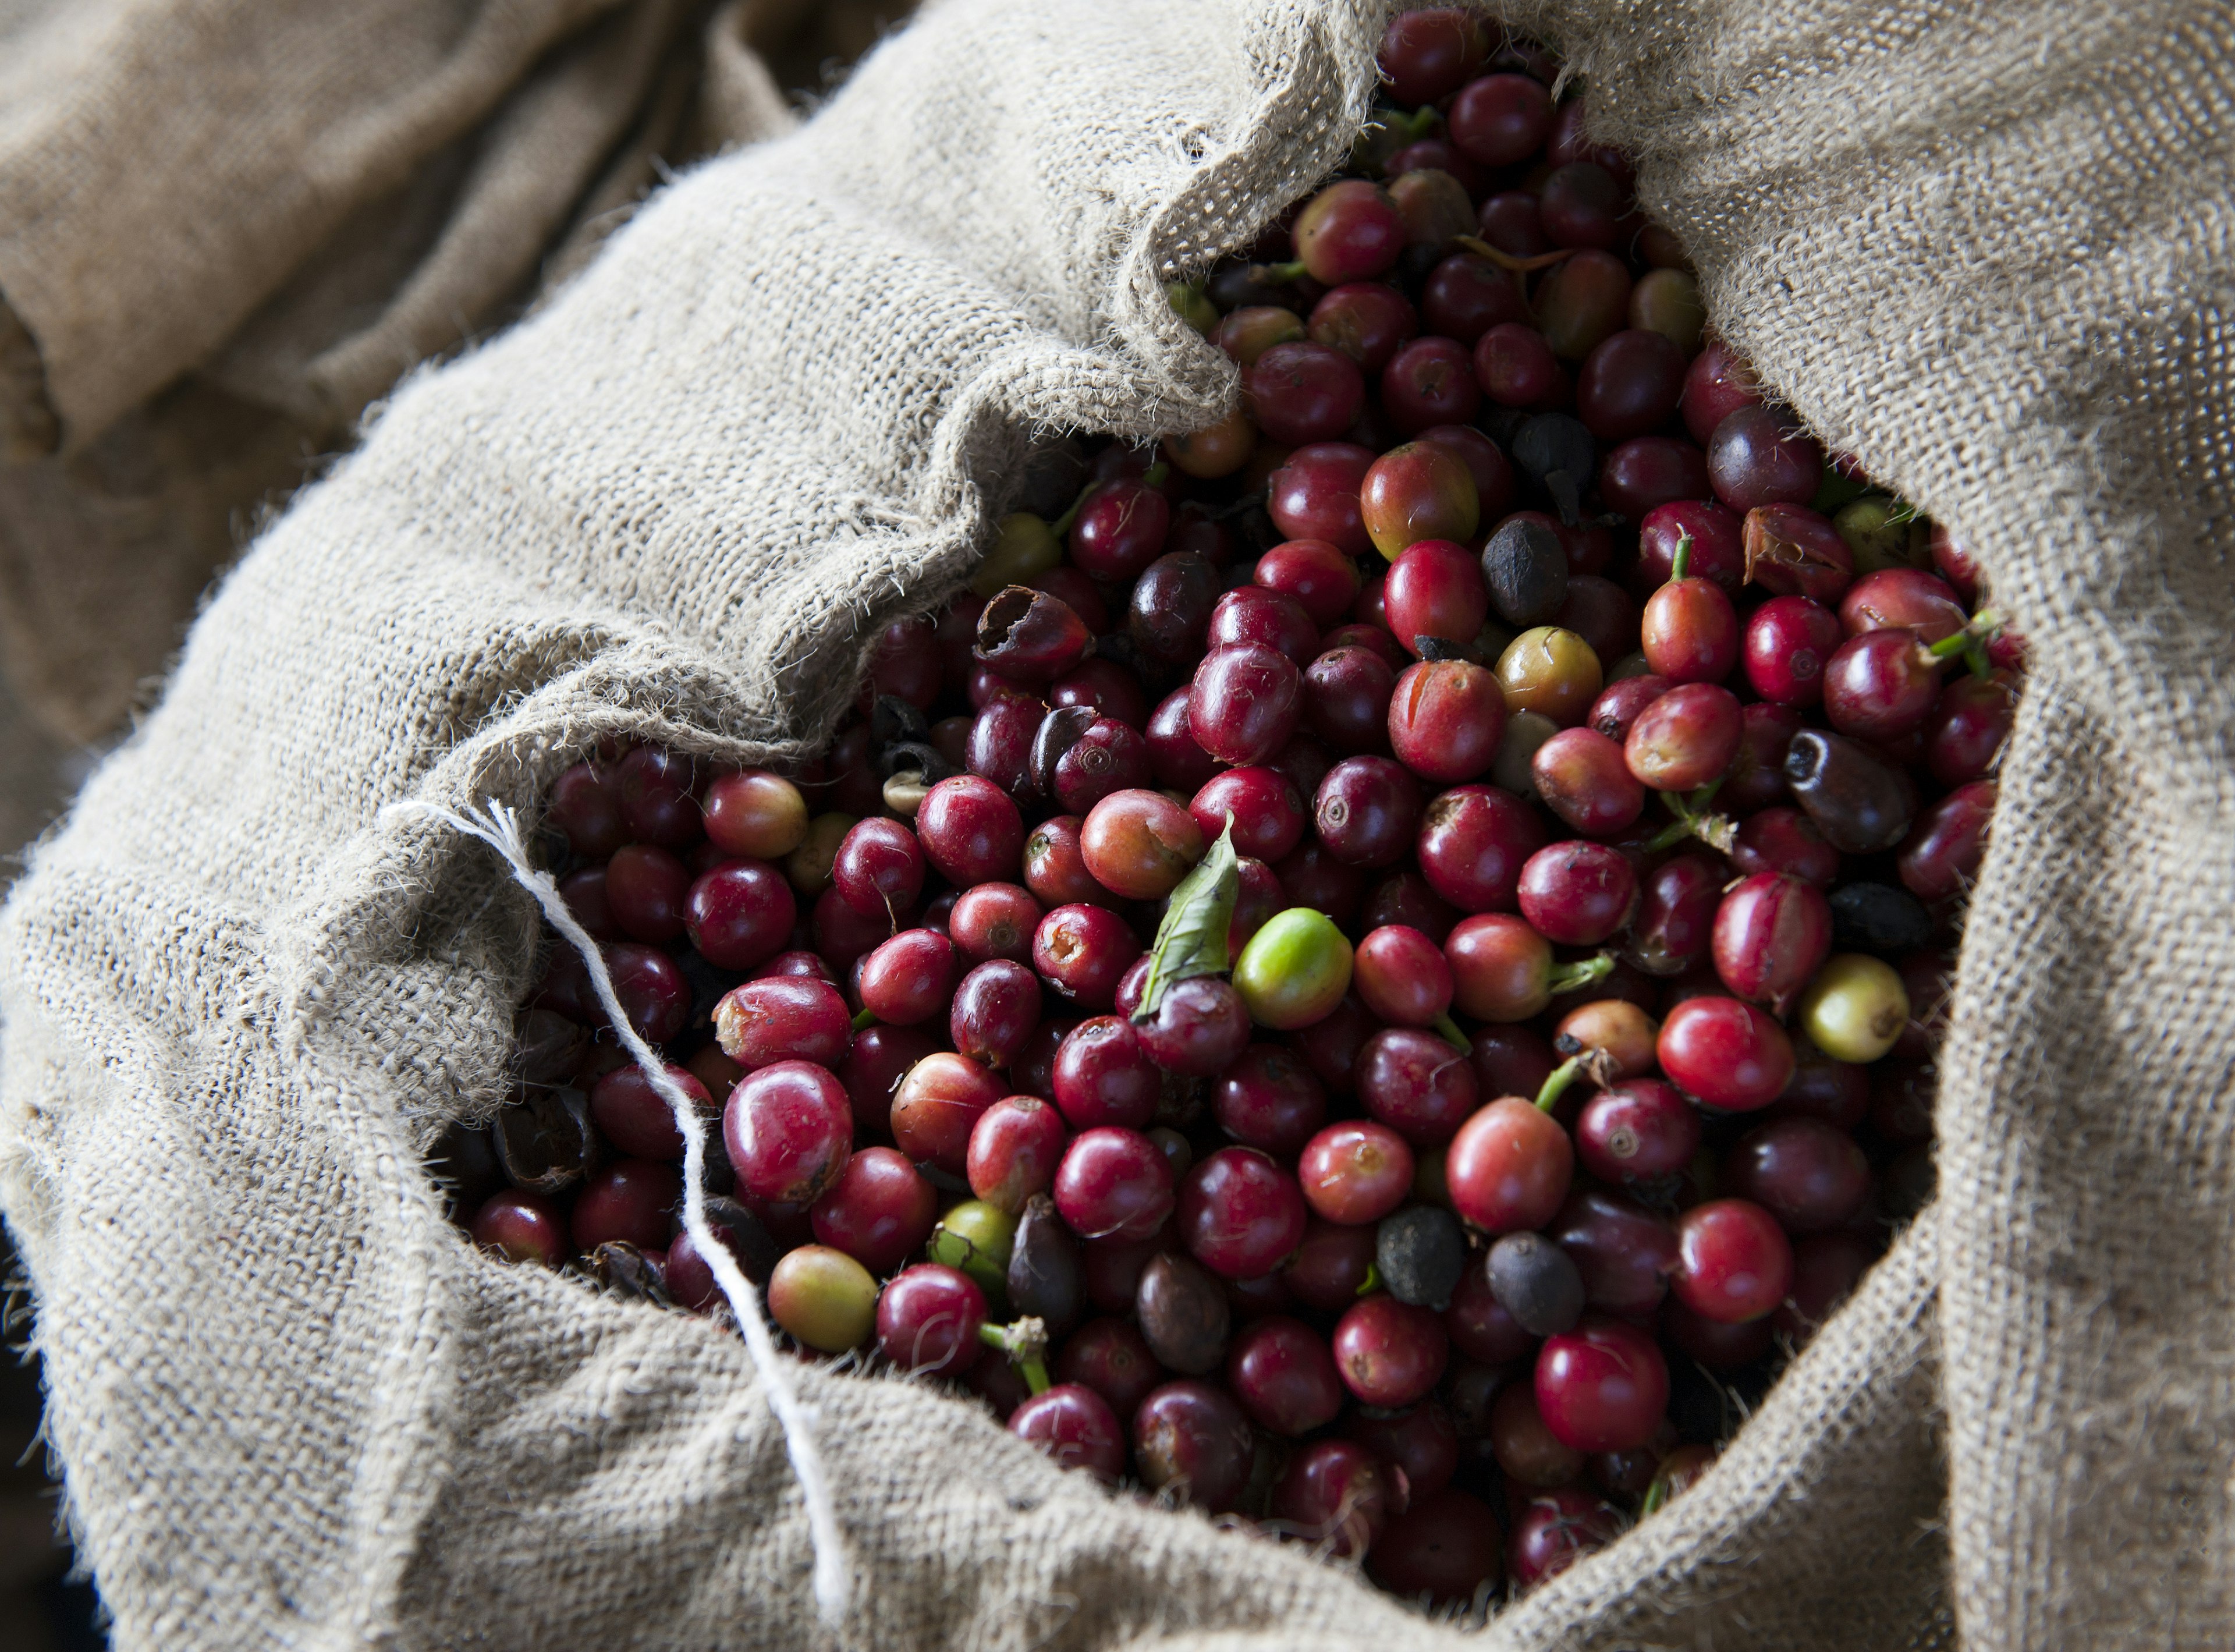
top-left (1, 0), bottom-right (2228, 1646)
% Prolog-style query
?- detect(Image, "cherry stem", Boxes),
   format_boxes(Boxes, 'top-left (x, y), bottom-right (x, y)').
top-left (1048, 477), bottom-right (1098, 537)
top-left (1356, 1262), bottom-right (1383, 1297)
top-left (1928, 608), bottom-right (2003, 680)
top-left (1454, 235), bottom-right (1571, 275)
top-left (1545, 953), bottom-right (1615, 997)
top-left (1642, 779), bottom-right (1732, 852)
top-left (1433, 1012), bottom-right (1471, 1054)
top-left (850, 1005), bottom-right (878, 1031)
top-left (1534, 1054), bottom-right (1588, 1113)
top-left (978, 1317), bottom-right (1052, 1394)
top-left (1386, 104), bottom-right (1441, 140)
top-left (1143, 460), bottom-right (1170, 490)
top-left (1640, 1479), bottom-right (1670, 1518)
top-left (1262, 259), bottom-right (1308, 283)
top-left (1669, 529), bottom-right (1693, 584)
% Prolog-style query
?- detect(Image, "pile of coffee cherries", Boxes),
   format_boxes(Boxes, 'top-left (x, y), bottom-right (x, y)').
top-left (435, 6), bottom-right (2010, 1612)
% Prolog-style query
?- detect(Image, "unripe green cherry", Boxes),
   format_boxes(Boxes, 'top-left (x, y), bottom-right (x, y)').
top-left (1233, 908), bottom-right (1354, 1030)
top-left (1796, 953), bottom-right (1911, 1063)
top-left (766, 1244), bottom-right (877, 1353)
top-left (969, 513), bottom-right (1064, 599)
top-left (928, 1197), bottom-right (1018, 1303)
top-left (1833, 496), bottom-right (1930, 576)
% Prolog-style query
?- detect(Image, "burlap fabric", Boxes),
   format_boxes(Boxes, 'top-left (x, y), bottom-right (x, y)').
top-left (1, 0), bottom-right (2227, 1645)
top-left (0, 0), bottom-right (901, 743)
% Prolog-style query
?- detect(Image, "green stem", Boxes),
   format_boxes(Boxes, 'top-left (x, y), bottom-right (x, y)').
top-left (1534, 1055), bottom-right (1588, 1113)
top-left (1143, 460), bottom-right (1170, 491)
top-left (978, 1317), bottom-right (1052, 1394)
top-left (1642, 813), bottom-right (1697, 853)
top-left (1356, 1262), bottom-right (1383, 1297)
top-left (1433, 1012), bottom-right (1471, 1054)
top-left (1262, 259), bottom-right (1308, 283)
top-left (1545, 953), bottom-right (1615, 997)
top-left (1669, 529), bottom-right (1693, 585)
top-left (851, 1005), bottom-right (878, 1031)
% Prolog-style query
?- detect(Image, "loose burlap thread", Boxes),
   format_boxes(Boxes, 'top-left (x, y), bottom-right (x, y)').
top-left (1, 0), bottom-right (2229, 1647)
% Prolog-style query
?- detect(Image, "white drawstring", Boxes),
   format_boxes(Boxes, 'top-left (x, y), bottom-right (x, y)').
top-left (391, 796), bottom-right (852, 1623)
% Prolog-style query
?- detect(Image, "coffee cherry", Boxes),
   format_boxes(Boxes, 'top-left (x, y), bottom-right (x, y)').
top-left (725, 1060), bottom-right (853, 1206)
top-left (1448, 1096), bottom-right (1573, 1233)
top-left (811, 1146), bottom-right (938, 1272)
top-left (471, 1189), bottom-right (568, 1265)
top-left (1267, 441), bottom-right (1378, 555)
top-left (1575, 1079), bottom-right (1700, 1184)
top-left (859, 928), bottom-right (961, 1026)
top-left (1796, 952), bottom-right (1910, 1063)
top-left (1054, 1126), bottom-right (1176, 1243)
top-left (1226, 1315), bottom-right (1344, 1436)
top-left (1358, 1026), bottom-right (1480, 1144)
top-left (877, 1262), bottom-right (986, 1374)
top-left (684, 861), bottom-right (796, 973)
top-left (1292, 179), bottom-right (1406, 284)
top-left (768, 1245), bottom-right (878, 1353)
top-left (889, 1051), bottom-right (1003, 1174)
top-left (1496, 626), bottom-right (1602, 726)
top-left (1334, 1293), bottom-right (1449, 1408)
top-left (1363, 442), bottom-right (1480, 561)
top-left (1010, 1383), bottom-right (1124, 1481)
top-left (1712, 872), bottom-right (1833, 1014)
top-left (1233, 907), bottom-right (1354, 1029)
top-left (1517, 841), bottom-right (1637, 945)
top-left (1657, 997), bottom-right (1795, 1111)
top-left (1133, 1380), bottom-right (1254, 1512)
top-left (1369, 1487), bottom-right (1505, 1603)
top-left (1509, 1488), bottom-right (1623, 1592)
top-left (1179, 1147), bottom-right (1308, 1278)
top-left (588, 1062), bottom-right (711, 1161)
top-left (1315, 756), bottom-right (1424, 867)
top-left (1272, 1437), bottom-right (1409, 1557)
top-left (1388, 660), bottom-right (1507, 782)
top-left (1535, 1314), bottom-right (1669, 1452)
top-left (1672, 1199), bottom-right (1794, 1323)
top-left (1033, 903), bottom-right (1143, 1009)
top-left (1190, 644), bottom-right (1305, 765)
top-left (1384, 537), bottom-right (1489, 650)
top-left (1377, 1206), bottom-right (1467, 1307)
top-left (1897, 779), bottom-right (1995, 903)
top-left (1708, 404), bottom-right (1822, 512)
top-left (1297, 1120), bottom-right (1415, 1225)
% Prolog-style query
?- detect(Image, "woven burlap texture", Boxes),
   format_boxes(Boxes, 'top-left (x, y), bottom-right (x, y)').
top-left (2, 0), bottom-right (2228, 1646)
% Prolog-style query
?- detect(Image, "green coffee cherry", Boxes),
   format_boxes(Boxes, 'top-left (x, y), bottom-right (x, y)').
top-left (1233, 908), bottom-right (1354, 1030)
top-left (1796, 953), bottom-right (1911, 1063)
top-left (1165, 281), bottom-right (1219, 335)
top-left (968, 513), bottom-right (1064, 599)
top-left (765, 1245), bottom-right (877, 1353)
top-left (928, 1198), bottom-right (1017, 1304)
top-left (1834, 496), bottom-right (1931, 575)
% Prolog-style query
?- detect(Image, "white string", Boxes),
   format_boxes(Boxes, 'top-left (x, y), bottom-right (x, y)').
top-left (391, 797), bottom-right (852, 1623)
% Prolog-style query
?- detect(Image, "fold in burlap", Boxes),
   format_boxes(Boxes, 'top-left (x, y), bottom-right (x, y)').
top-left (0, 0), bottom-right (2227, 1647)
top-left (0, 0), bottom-right (867, 742)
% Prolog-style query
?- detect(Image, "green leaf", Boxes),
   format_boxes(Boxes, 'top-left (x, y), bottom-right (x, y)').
top-left (1130, 818), bottom-right (1240, 1024)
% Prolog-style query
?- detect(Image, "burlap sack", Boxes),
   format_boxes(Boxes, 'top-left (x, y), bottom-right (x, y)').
top-left (1, 0), bottom-right (2226, 1646)
top-left (0, 0), bottom-right (882, 743)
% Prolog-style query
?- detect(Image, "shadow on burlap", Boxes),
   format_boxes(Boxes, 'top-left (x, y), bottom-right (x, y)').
top-left (0, 0), bottom-right (2229, 1648)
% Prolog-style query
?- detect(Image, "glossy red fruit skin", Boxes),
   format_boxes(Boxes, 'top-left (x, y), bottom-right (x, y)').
top-left (1033, 903), bottom-right (1144, 1011)
top-left (588, 1063), bottom-right (710, 1161)
top-left (1356, 1027), bottom-right (1480, 1146)
top-left (1179, 1147), bottom-right (1308, 1279)
top-left (811, 1146), bottom-right (939, 1272)
top-left (1823, 629), bottom-right (1942, 742)
top-left (1898, 780), bottom-right (1996, 903)
top-left (1658, 997), bottom-right (1796, 1111)
top-left (715, 976), bottom-right (853, 1075)
top-left (1532, 726), bottom-right (1645, 838)
top-left (1333, 1294), bottom-right (1449, 1408)
top-left (1267, 442), bottom-right (1377, 556)
top-left (1255, 539), bottom-right (1363, 626)
top-left (1009, 1382), bottom-right (1126, 1480)
top-left (943, 883), bottom-right (1042, 966)
top-left (1383, 335), bottom-right (1482, 435)
top-left (1368, 1486), bottom-right (1505, 1603)
top-left (858, 928), bottom-right (961, 1026)
top-left (1741, 595), bottom-right (1841, 709)
top-left (1350, 1398), bottom-right (1462, 1504)
top-left (1587, 675), bottom-right (1671, 743)
top-left (1296, 1119), bottom-right (1415, 1225)
top-left (1283, 1214), bottom-right (1379, 1313)
top-left (1449, 72), bottom-right (1553, 166)
top-left (1385, 538), bottom-right (1489, 652)
top-left (471, 1189), bottom-right (569, 1265)
top-left (1534, 1315), bottom-right (1670, 1454)
top-left (1209, 585), bottom-right (1320, 664)
top-left (1925, 671), bottom-right (2017, 786)
top-left (1575, 1079), bottom-right (1701, 1184)
top-left (613, 746), bottom-right (703, 848)
top-left (1054, 1127), bottom-right (1176, 1243)
top-left (604, 843), bottom-right (691, 944)
top-left (1303, 646), bottom-right (1400, 756)
top-left (547, 760), bottom-right (628, 858)
top-left (877, 1263), bottom-right (987, 1375)
top-left (1679, 337), bottom-right (1764, 444)
top-left (1729, 807), bottom-right (1841, 888)
top-left (1416, 784), bottom-right (1545, 912)
top-left (889, 1051), bottom-right (1004, 1174)
top-left (1226, 1314), bottom-right (1346, 1436)
top-left (1548, 1187), bottom-right (1678, 1316)
top-left (1598, 437), bottom-right (1709, 521)
top-left (1448, 1097), bottom-right (1574, 1233)
top-left (1712, 872), bottom-right (1834, 1014)
top-left (918, 774), bottom-right (1025, 886)
top-left (1351, 924), bottom-right (1455, 1028)
top-left (1517, 841), bottom-right (1638, 945)
top-left (1840, 567), bottom-right (1967, 644)
top-left (1051, 1016), bottom-right (1162, 1131)
top-left (1067, 481), bottom-right (1171, 584)
top-left (1273, 1438), bottom-right (1410, 1559)
top-left (1474, 320), bottom-right (1562, 405)
top-left (570, 1158), bottom-right (682, 1253)
top-left (1743, 502), bottom-right (1855, 604)
top-left (962, 1097), bottom-right (1067, 1217)
top-left (1208, 1043), bottom-right (1326, 1156)
top-left (1315, 756), bottom-right (1424, 868)
top-left (1469, 1023), bottom-right (1558, 1107)
top-left (1378, 6), bottom-right (1488, 105)
top-left (1708, 403), bottom-right (1822, 512)
top-left (1636, 499), bottom-right (1746, 593)
top-left (1190, 767), bottom-right (1307, 864)
top-left (1418, 423), bottom-right (1516, 521)
top-left (1133, 1380), bottom-right (1256, 1512)
top-left (1640, 576), bottom-right (1739, 685)
top-left (1055, 1316), bottom-right (1167, 1416)
top-left (1726, 1115), bottom-right (1871, 1233)
top-left (1623, 682), bottom-right (1744, 793)
top-left (1311, 281), bottom-right (1421, 373)
top-left (1620, 853), bottom-right (1720, 977)
top-left (1509, 1487), bottom-right (1624, 1591)
top-left (1673, 1198), bottom-right (1796, 1323)
top-left (684, 860), bottom-right (797, 973)
top-left (1248, 340), bottom-right (1368, 445)
top-left (1387, 660), bottom-right (1506, 782)
top-left (724, 1059), bottom-right (853, 1206)
top-left (1190, 644), bottom-right (1305, 765)
top-left (1293, 179), bottom-right (1406, 284)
